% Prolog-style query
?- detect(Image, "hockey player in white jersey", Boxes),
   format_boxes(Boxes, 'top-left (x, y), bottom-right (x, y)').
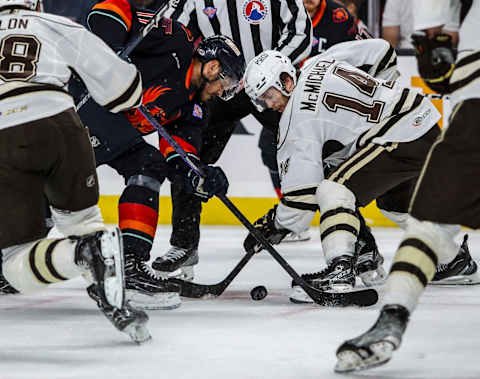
top-left (242, 39), bottom-right (469, 301)
top-left (334, 0), bottom-right (480, 372)
top-left (0, 0), bottom-right (150, 343)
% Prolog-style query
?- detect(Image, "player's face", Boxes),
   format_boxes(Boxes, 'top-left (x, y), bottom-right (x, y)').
top-left (200, 78), bottom-right (225, 102)
top-left (258, 87), bottom-right (288, 112)
top-left (303, 0), bottom-right (322, 15)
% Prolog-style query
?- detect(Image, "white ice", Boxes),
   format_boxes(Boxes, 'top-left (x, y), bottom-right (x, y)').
top-left (2, 226), bottom-right (480, 379)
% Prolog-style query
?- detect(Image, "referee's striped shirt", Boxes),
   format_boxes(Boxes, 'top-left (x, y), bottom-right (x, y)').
top-left (165, 0), bottom-right (312, 65)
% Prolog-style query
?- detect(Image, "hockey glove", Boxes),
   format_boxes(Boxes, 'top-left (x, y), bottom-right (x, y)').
top-left (243, 205), bottom-right (290, 253)
top-left (411, 32), bottom-right (456, 94)
top-left (185, 165), bottom-right (229, 202)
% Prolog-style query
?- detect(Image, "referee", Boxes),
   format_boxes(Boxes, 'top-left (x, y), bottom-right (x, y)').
top-left (153, 0), bottom-right (313, 278)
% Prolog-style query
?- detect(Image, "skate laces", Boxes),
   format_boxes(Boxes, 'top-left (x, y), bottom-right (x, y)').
top-left (164, 247), bottom-right (188, 262)
top-left (140, 262), bottom-right (166, 282)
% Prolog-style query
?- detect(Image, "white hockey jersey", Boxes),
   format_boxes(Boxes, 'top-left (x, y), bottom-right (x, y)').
top-left (275, 39), bottom-right (440, 233)
top-left (414, 0), bottom-right (480, 106)
top-left (0, 9), bottom-right (142, 130)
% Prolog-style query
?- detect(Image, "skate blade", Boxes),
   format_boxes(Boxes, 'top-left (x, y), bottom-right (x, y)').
top-left (430, 271), bottom-right (480, 285)
top-left (281, 231), bottom-right (311, 243)
top-left (335, 342), bottom-right (393, 373)
top-left (126, 290), bottom-right (181, 310)
top-left (124, 322), bottom-right (152, 344)
top-left (155, 266), bottom-right (194, 282)
top-left (101, 227), bottom-right (124, 309)
top-left (359, 267), bottom-right (387, 287)
top-left (289, 286), bottom-right (313, 304)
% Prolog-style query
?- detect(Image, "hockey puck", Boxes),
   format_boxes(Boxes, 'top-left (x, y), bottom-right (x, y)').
top-left (250, 285), bottom-right (268, 301)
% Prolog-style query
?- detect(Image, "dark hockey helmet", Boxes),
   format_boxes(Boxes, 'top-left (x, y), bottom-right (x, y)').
top-left (194, 35), bottom-right (246, 100)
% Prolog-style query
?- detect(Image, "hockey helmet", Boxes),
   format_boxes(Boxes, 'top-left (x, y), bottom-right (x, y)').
top-left (194, 35), bottom-right (246, 101)
top-left (244, 50), bottom-right (296, 111)
top-left (0, 0), bottom-right (43, 11)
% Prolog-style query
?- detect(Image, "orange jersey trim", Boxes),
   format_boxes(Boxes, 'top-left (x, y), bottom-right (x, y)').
top-left (159, 135), bottom-right (198, 158)
top-left (93, 0), bottom-right (133, 31)
top-left (311, 0), bottom-right (327, 28)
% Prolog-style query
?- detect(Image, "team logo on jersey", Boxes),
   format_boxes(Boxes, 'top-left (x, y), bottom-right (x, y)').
top-left (332, 8), bottom-right (349, 23)
top-left (242, 0), bottom-right (268, 25)
top-left (203, 7), bottom-right (217, 19)
top-left (413, 108), bottom-right (432, 127)
top-left (192, 104), bottom-right (203, 119)
top-left (90, 135), bottom-right (101, 148)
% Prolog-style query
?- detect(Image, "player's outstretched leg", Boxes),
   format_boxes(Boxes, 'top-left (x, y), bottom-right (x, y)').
top-left (124, 252), bottom-right (182, 310)
top-left (153, 246), bottom-right (199, 281)
top-left (335, 304), bottom-right (409, 372)
top-left (431, 234), bottom-right (480, 285)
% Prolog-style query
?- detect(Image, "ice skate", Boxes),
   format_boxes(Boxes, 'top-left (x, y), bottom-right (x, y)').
top-left (335, 304), bottom-right (409, 372)
top-left (289, 255), bottom-right (355, 304)
top-left (431, 234), bottom-right (480, 285)
top-left (125, 252), bottom-right (181, 310)
top-left (73, 227), bottom-right (124, 309)
top-left (87, 284), bottom-right (151, 344)
top-left (0, 250), bottom-right (18, 294)
top-left (281, 230), bottom-right (311, 243)
top-left (152, 246), bottom-right (199, 281)
top-left (355, 215), bottom-right (387, 286)
top-left (355, 230), bottom-right (387, 287)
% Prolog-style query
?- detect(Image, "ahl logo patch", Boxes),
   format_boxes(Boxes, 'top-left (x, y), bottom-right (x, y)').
top-left (192, 103), bottom-right (203, 119)
top-left (242, 0), bottom-right (268, 24)
top-left (332, 8), bottom-right (349, 23)
top-left (203, 7), bottom-right (217, 19)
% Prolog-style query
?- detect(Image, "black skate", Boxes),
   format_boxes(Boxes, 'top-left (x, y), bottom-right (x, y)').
top-left (289, 255), bottom-right (356, 304)
top-left (152, 246), bottom-right (199, 281)
top-left (335, 304), bottom-right (410, 372)
top-left (87, 284), bottom-right (151, 344)
top-left (0, 250), bottom-right (18, 294)
top-left (354, 213), bottom-right (386, 286)
top-left (431, 234), bottom-right (480, 285)
top-left (125, 252), bottom-right (181, 310)
top-left (73, 228), bottom-right (124, 309)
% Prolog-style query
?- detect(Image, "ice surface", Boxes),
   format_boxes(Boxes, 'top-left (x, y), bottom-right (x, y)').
top-left (2, 227), bottom-right (480, 379)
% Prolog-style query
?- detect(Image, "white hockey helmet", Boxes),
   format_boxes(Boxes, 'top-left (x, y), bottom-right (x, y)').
top-left (244, 50), bottom-right (296, 111)
top-left (0, 0), bottom-right (43, 11)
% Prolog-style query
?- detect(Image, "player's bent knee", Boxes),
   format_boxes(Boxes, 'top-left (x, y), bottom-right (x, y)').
top-left (316, 180), bottom-right (356, 210)
top-left (51, 205), bottom-right (105, 237)
top-left (404, 217), bottom-right (460, 265)
top-left (126, 174), bottom-right (162, 192)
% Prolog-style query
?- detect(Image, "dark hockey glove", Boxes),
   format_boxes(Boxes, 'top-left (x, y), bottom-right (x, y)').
top-left (185, 165), bottom-right (229, 202)
top-left (243, 206), bottom-right (290, 253)
top-left (411, 32), bottom-right (456, 94)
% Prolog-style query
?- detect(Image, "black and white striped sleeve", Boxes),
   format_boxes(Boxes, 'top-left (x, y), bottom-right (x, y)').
top-left (166, 0), bottom-right (202, 39)
top-left (275, 0), bottom-right (312, 65)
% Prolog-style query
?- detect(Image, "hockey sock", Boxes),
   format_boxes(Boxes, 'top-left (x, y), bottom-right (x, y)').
top-left (3, 238), bottom-right (81, 294)
top-left (119, 185), bottom-right (159, 261)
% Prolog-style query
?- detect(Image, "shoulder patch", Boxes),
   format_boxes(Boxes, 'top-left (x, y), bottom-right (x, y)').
top-left (192, 103), bottom-right (203, 119)
top-left (332, 7), bottom-right (349, 23)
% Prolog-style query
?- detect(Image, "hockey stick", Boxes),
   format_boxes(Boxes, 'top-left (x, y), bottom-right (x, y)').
top-left (138, 107), bottom-right (378, 307)
top-left (76, 1), bottom-right (169, 110)
top-left (170, 249), bottom-right (256, 298)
